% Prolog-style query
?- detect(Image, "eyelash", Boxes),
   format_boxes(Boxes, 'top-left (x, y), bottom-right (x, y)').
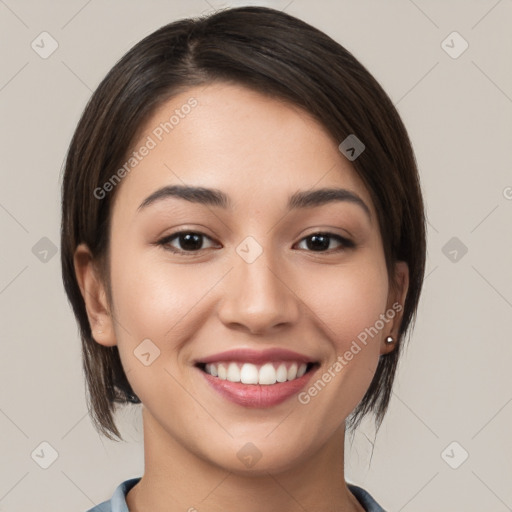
top-left (156, 230), bottom-right (356, 256)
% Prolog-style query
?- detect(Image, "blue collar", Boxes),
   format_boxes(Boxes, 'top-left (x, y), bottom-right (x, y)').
top-left (87, 476), bottom-right (386, 511)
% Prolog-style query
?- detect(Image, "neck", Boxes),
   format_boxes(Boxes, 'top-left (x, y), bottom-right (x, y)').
top-left (126, 407), bottom-right (364, 512)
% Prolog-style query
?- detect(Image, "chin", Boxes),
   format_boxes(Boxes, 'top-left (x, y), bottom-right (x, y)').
top-left (202, 437), bottom-right (314, 476)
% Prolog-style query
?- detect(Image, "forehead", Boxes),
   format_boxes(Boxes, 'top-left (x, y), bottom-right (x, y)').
top-left (110, 82), bottom-right (375, 218)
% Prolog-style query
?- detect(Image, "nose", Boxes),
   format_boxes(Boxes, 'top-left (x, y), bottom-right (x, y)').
top-left (217, 248), bottom-right (301, 335)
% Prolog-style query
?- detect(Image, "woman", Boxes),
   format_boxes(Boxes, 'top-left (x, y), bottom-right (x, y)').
top-left (61, 6), bottom-right (426, 511)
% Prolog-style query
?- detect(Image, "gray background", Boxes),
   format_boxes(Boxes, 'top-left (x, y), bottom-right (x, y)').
top-left (1, 0), bottom-right (511, 511)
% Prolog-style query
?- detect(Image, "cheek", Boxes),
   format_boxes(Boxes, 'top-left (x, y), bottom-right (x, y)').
top-left (107, 251), bottom-right (211, 405)
top-left (294, 260), bottom-right (389, 421)
top-left (109, 246), bottom-right (223, 348)
top-left (304, 261), bottom-right (389, 350)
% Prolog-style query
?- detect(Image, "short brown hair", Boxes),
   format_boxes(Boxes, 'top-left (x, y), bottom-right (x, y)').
top-left (61, 6), bottom-right (426, 441)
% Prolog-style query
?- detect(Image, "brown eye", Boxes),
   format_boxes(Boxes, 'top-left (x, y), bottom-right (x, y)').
top-left (296, 232), bottom-right (354, 252)
top-left (159, 231), bottom-right (218, 253)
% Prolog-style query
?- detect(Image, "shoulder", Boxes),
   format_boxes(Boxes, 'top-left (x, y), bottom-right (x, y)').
top-left (85, 502), bottom-right (111, 512)
top-left (84, 477), bottom-right (142, 512)
top-left (347, 483), bottom-right (388, 512)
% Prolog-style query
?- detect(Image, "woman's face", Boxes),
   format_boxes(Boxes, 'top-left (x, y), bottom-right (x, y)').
top-left (82, 82), bottom-right (408, 473)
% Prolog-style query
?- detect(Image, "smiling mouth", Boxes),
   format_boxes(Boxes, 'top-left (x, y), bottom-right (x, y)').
top-left (195, 361), bottom-right (319, 386)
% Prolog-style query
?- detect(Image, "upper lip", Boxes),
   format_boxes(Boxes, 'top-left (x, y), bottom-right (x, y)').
top-left (195, 348), bottom-right (317, 365)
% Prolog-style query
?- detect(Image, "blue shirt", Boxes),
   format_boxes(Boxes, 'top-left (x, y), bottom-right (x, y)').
top-left (85, 477), bottom-right (387, 511)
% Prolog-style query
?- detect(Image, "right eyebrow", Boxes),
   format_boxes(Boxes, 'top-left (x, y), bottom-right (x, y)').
top-left (138, 185), bottom-right (230, 211)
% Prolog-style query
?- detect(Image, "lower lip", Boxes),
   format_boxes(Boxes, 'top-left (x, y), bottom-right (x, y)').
top-left (197, 365), bottom-right (317, 408)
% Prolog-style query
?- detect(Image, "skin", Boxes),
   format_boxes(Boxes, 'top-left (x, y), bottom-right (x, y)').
top-left (74, 82), bottom-right (409, 512)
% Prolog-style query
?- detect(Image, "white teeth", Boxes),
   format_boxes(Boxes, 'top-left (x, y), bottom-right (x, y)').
top-left (217, 363), bottom-right (227, 380)
top-left (227, 362), bottom-right (241, 382)
top-left (206, 363), bottom-right (218, 377)
top-left (287, 362), bottom-right (298, 380)
top-left (259, 363), bottom-right (277, 385)
top-left (240, 363), bottom-right (259, 384)
top-left (297, 363), bottom-right (307, 378)
top-left (276, 363), bottom-right (288, 382)
top-left (202, 361), bottom-right (312, 385)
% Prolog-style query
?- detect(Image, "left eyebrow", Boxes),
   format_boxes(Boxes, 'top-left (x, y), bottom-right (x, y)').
top-left (137, 185), bottom-right (371, 221)
top-left (288, 187), bottom-right (371, 221)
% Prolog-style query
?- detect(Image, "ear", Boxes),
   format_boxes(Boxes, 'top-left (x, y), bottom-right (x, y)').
top-left (381, 260), bottom-right (409, 356)
top-left (73, 243), bottom-right (117, 347)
